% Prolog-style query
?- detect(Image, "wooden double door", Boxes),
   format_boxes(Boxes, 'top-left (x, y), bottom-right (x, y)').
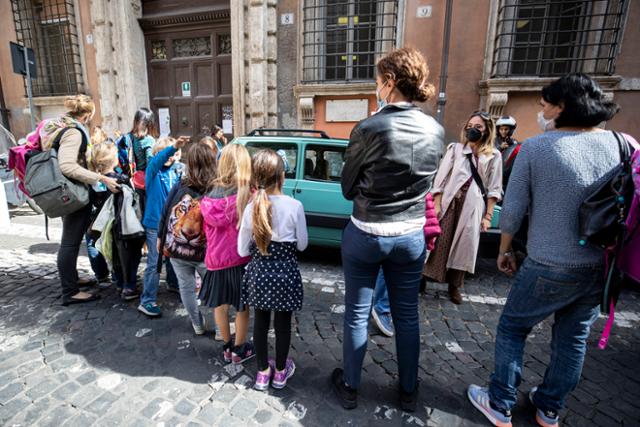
top-left (145, 24), bottom-right (233, 139)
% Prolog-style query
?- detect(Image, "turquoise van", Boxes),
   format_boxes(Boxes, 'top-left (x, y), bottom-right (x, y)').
top-left (235, 129), bottom-right (500, 248)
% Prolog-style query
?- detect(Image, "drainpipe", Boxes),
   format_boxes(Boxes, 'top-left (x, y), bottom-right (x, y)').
top-left (435, 0), bottom-right (453, 125)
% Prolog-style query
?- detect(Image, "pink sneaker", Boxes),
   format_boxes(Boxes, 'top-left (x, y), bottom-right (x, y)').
top-left (254, 359), bottom-right (275, 391)
top-left (272, 359), bottom-right (296, 389)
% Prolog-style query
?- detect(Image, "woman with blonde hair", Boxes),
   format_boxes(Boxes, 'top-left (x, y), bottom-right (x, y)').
top-left (422, 111), bottom-right (502, 304)
top-left (199, 144), bottom-right (254, 363)
top-left (52, 95), bottom-right (120, 305)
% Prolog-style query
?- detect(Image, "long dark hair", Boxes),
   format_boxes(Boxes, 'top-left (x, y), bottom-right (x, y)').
top-left (183, 142), bottom-right (217, 193)
top-left (130, 108), bottom-right (159, 138)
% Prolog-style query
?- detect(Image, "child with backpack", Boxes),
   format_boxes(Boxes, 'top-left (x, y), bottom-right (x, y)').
top-left (157, 142), bottom-right (217, 334)
top-left (116, 108), bottom-right (159, 213)
top-left (138, 136), bottom-right (187, 317)
top-left (238, 149), bottom-right (308, 391)
top-left (89, 141), bottom-right (144, 300)
top-left (200, 144), bottom-right (254, 363)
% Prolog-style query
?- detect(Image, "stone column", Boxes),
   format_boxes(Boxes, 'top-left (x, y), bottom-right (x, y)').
top-left (231, 0), bottom-right (278, 136)
top-left (90, 0), bottom-right (149, 134)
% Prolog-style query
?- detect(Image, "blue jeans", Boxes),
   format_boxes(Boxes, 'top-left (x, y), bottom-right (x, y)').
top-left (85, 233), bottom-right (110, 280)
top-left (489, 258), bottom-right (603, 413)
top-left (341, 221), bottom-right (425, 392)
top-left (142, 228), bottom-right (178, 304)
top-left (373, 268), bottom-right (390, 315)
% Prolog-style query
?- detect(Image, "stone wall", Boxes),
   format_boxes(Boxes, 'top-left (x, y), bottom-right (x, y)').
top-left (231, 0), bottom-right (278, 135)
top-left (90, 0), bottom-right (150, 134)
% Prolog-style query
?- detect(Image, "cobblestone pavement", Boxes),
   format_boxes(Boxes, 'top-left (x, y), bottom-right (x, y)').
top-left (1, 209), bottom-right (639, 426)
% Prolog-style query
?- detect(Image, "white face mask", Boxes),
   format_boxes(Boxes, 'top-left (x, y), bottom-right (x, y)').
top-left (376, 80), bottom-right (389, 110)
top-left (537, 110), bottom-right (556, 132)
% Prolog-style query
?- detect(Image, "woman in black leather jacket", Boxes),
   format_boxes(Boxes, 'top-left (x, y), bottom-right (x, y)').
top-left (332, 47), bottom-right (444, 412)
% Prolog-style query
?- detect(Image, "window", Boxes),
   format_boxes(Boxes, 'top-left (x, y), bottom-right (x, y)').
top-left (304, 145), bottom-right (345, 182)
top-left (245, 143), bottom-right (298, 179)
top-left (11, 0), bottom-right (84, 96)
top-left (492, 0), bottom-right (628, 77)
top-left (302, 0), bottom-right (399, 83)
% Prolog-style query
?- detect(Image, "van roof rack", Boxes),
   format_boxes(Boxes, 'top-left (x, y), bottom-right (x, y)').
top-left (246, 128), bottom-right (330, 139)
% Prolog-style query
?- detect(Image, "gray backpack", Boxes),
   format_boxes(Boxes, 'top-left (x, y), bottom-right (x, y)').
top-left (24, 127), bottom-right (90, 218)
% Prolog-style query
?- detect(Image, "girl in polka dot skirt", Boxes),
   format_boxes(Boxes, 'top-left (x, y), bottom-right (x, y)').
top-left (238, 149), bottom-right (308, 391)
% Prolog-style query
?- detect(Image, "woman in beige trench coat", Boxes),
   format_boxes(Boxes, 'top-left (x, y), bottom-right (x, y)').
top-left (422, 111), bottom-right (502, 304)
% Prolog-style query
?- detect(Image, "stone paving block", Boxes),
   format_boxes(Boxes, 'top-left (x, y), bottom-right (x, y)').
top-left (196, 402), bottom-right (225, 424)
top-left (52, 381), bottom-right (81, 401)
top-left (0, 396), bottom-right (30, 425)
top-left (174, 398), bottom-right (197, 416)
top-left (230, 398), bottom-right (258, 419)
top-left (63, 411), bottom-right (98, 427)
top-left (38, 404), bottom-right (77, 427)
top-left (0, 381), bottom-right (25, 404)
top-left (141, 397), bottom-right (174, 420)
top-left (85, 391), bottom-right (119, 416)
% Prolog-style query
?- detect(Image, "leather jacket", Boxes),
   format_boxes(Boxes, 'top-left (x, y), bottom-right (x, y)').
top-left (341, 103), bottom-right (444, 223)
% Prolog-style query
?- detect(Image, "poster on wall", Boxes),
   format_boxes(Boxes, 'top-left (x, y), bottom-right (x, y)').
top-left (158, 108), bottom-right (171, 137)
top-left (222, 105), bottom-right (233, 135)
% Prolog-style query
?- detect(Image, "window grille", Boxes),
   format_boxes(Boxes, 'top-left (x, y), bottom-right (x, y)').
top-left (492, 0), bottom-right (628, 77)
top-left (302, 0), bottom-right (399, 83)
top-left (11, 0), bottom-right (84, 96)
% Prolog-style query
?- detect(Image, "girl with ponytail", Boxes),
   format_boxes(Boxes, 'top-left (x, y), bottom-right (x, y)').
top-left (238, 149), bottom-right (308, 391)
top-left (199, 144), bottom-right (253, 364)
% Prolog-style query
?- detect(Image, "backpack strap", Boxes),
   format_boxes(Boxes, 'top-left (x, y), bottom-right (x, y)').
top-left (465, 153), bottom-right (487, 202)
top-left (50, 126), bottom-right (88, 158)
top-left (505, 144), bottom-right (521, 168)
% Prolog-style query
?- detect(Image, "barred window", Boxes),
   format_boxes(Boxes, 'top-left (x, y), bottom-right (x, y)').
top-left (492, 0), bottom-right (628, 78)
top-left (11, 0), bottom-right (84, 96)
top-left (302, 0), bottom-right (398, 83)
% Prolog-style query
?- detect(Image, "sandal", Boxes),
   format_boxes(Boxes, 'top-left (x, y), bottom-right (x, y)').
top-left (62, 294), bottom-right (101, 306)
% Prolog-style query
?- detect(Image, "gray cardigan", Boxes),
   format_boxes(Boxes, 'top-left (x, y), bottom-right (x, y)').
top-left (500, 130), bottom-right (623, 268)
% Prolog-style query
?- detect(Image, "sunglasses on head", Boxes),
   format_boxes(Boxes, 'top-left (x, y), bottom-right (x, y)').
top-left (472, 111), bottom-right (491, 120)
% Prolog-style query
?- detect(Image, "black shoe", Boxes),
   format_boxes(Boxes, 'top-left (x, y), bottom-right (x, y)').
top-left (331, 368), bottom-right (357, 410)
top-left (400, 385), bottom-right (418, 412)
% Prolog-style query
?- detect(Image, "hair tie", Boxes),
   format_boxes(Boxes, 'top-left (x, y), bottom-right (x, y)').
top-left (258, 185), bottom-right (265, 190)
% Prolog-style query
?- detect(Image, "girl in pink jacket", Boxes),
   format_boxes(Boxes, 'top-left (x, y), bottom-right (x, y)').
top-left (199, 144), bottom-right (254, 364)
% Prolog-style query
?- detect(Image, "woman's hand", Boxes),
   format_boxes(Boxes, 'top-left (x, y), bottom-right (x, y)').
top-left (497, 252), bottom-right (517, 277)
top-left (481, 217), bottom-right (491, 232)
top-left (100, 175), bottom-right (120, 193)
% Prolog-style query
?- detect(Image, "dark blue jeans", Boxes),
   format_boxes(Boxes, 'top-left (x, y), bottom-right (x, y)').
top-left (85, 233), bottom-right (110, 281)
top-left (489, 258), bottom-right (603, 413)
top-left (341, 221), bottom-right (425, 392)
top-left (373, 268), bottom-right (390, 315)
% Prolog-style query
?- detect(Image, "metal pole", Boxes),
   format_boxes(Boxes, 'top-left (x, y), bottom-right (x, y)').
top-left (22, 45), bottom-right (36, 130)
top-left (436, 0), bottom-right (454, 125)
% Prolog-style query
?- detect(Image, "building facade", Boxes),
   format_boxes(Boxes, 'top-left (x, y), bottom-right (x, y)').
top-left (1, 0), bottom-right (639, 143)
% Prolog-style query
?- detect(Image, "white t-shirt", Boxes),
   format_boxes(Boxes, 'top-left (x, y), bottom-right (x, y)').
top-left (238, 195), bottom-right (308, 257)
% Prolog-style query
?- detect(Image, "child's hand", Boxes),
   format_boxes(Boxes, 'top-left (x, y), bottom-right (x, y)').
top-left (99, 175), bottom-right (121, 193)
top-left (174, 136), bottom-right (190, 149)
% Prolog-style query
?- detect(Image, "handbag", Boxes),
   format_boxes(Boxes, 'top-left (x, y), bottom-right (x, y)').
top-left (578, 131), bottom-right (635, 248)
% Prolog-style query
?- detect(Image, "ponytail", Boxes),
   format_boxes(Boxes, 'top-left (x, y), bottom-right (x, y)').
top-left (252, 188), bottom-right (273, 255)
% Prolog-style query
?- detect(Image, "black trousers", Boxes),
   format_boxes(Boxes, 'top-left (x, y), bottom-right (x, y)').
top-left (57, 204), bottom-right (92, 299)
top-left (253, 309), bottom-right (293, 371)
top-left (112, 235), bottom-right (144, 291)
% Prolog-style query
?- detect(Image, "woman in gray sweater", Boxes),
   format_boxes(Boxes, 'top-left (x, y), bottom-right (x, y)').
top-left (467, 74), bottom-right (624, 427)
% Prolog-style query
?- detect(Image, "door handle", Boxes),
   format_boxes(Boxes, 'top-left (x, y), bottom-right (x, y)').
top-left (295, 189), bottom-right (302, 193)
top-left (181, 116), bottom-right (189, 126)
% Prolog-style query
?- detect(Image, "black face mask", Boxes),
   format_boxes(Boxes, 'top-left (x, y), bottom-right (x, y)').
top-left (466, 127), bottom-right (483, 142)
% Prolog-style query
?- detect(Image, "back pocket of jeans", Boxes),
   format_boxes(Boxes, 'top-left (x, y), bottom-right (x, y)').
top-left (534, 276), bottom-right (579, 302)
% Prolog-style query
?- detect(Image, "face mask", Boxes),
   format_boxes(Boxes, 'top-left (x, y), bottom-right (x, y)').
top-left (465, 127), bottom-right (483, 142)
top-left (537, 110), bottom-right (556, 132)
top-left (376, 80), bottom-right (389, 110)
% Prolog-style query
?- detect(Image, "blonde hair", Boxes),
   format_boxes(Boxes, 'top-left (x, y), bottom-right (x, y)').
top-left (64, 95), bottom-right (95, 119)
top-left (214, 144), bottom-right (252, 228)
top-left (250, 149), bottom-right (285, 255)
top-left (90, 142), bottom-right (118, 174)
top-left (152, 137), bottom-right (175, 155)
top-left (91, 126), bottom-right (108, 146)
top-left (460, 112), bottom-right (496, 157)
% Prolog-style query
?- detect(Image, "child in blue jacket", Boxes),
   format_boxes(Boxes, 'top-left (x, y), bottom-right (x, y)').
top-left (138, 136), bottom-right (188, 317)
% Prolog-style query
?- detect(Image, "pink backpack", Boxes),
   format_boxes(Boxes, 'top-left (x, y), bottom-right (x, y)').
top-left (7, 121), bottom-right (46, 197)
top-left (599, 136), bottom-right (640, 349)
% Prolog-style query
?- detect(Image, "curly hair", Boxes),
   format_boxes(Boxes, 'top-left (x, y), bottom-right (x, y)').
top-left (376, 47), bottom-right (436, 102)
